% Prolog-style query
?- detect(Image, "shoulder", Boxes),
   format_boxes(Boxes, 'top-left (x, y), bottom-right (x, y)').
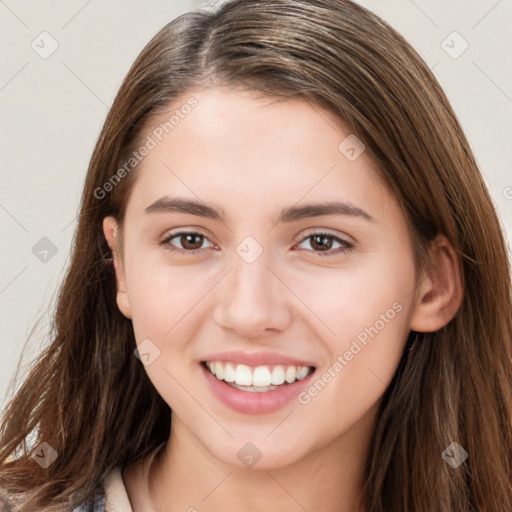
top-left (74, 467), bottom-right (131, 512)
top-left (102, 467), bottom-right (133, 512)
top-left (2, 457), bottom-right (131, 512)
top-left (72, 494), bottom-right (106, 512)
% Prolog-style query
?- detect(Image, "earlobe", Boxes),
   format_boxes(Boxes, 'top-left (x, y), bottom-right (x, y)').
top-left (102, 216), bottom-right (132, 319)
top-left (410, 234), bottom-right (463, 333)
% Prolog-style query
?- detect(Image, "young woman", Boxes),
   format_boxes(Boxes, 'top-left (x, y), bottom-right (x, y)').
top-left (1, 0), bottom-right (511, 510)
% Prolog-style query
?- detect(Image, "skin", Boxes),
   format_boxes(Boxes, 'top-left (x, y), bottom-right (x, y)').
top-left (103, 86), bottom-right (463, 512)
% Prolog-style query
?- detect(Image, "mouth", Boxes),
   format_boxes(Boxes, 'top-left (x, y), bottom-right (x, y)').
top-left (201, 360), bottom-right (316, 392)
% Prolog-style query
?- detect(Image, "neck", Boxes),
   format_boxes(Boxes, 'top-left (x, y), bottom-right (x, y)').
top-left (140, 410), bottom-right (377, 512)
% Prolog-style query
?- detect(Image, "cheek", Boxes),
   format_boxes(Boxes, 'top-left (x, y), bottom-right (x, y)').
top-left (291, 251), bottom-right (414, 399)
top-left (124, 251), bottom-right (212, 340)
top-left (123, 260), bottom-right (208, 408)
top-left (290, 251), bottom-right (415, 339)
top-left (301, 314), bottom-right (408, 442)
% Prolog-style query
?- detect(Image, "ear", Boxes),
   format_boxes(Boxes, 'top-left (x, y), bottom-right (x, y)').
top-left (102, 216), bottom-right (132, 319)
top-left (410, 234), bottom-right (463, 332)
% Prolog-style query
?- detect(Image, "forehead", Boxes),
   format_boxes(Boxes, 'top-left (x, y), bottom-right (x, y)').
top-left (124, 86), bottom-right (398, 223)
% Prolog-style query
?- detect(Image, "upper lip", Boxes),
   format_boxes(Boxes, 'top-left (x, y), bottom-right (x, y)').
top-left (202, 351), bottom-right (316, 368)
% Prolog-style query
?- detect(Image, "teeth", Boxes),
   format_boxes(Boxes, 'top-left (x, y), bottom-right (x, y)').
top-left (224, 363), bottom-right (236, 383)
top-left (253, 366), bottom-right (272, 387)
top-left (214, 362), bottom-right (224, 380)
top-left (235, 364), bottom-right (252, 386)
top-left (285, 366), bottom-right (296, 383)
top-left (271, 366), bottom-right (285, 385)
top-left (229, 383), bottom-right (280, 392)
top-left (205, 361), bottom-right (313, 388)
top-left (296, 366), bottom-right (309, 380)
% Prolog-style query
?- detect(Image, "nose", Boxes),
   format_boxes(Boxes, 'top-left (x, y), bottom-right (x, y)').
top-left (212, 248), bottom-right (293, 339)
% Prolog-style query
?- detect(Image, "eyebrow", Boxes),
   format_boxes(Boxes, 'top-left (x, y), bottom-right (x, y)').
top-left (144, 196), bottom-right (376, 223)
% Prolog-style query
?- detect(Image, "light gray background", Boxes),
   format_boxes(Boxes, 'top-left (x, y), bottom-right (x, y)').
top-left (1, 0), bottom-right (511, 406)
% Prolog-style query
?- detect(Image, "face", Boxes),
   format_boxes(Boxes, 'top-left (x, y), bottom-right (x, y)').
top-left (103, 86), bottom-right (426, 470)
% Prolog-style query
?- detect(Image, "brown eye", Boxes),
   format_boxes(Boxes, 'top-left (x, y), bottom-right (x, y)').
top-left (179, 233), bottom-right (204, 250)
top-left (310, 234), bottom-right (334, 251)
top-left (161, 231), bottom-right (214, 254)
top-left (296, 232), bottom-right (354, 257)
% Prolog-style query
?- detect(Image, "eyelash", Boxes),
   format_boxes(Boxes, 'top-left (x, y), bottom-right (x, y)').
top-left (160, 230), bottom-right (354, 257)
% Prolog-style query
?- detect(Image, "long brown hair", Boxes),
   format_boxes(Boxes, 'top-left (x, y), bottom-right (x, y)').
top-left (1, 1), bottom-right (511, 510)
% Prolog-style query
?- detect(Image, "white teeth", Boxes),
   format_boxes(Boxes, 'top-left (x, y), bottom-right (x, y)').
top-left (271, 366), bottom-right (285, 385)
top-left (296, 366), bottom-right (309, 380)
top-left (205, 361), bottom-right (313, 388)
top-left (229, 383), bottom-right (279, 392)
top-left (224, 363), bottom-right (236, 383)
top-left (285, 366), bottom-right (297, 383)
top-left (214, 362), bottom-right (224, 380)
top-left (235, 364), bottom-right (253, 386)
top-left (253, 366), bottom-right (272, 387)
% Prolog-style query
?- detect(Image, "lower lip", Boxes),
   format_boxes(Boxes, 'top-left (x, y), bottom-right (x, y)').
top-left (200, 363), bottom-right (316, 415)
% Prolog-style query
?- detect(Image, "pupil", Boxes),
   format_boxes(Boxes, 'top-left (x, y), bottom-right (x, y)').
top-left (182, 234), bottom-right (202, 249)
top-left (313, 235), bottom-right (331, 251)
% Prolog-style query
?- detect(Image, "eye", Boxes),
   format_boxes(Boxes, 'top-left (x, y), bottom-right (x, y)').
top-left (160, 230), bottom-right (354, 257)
top-left (295, 231), bottom-right (354, 257)
top-left (160, 231), bottom-right (215, 255)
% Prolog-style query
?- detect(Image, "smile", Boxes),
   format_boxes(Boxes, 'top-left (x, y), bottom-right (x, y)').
top-left (200, 360), bottom-right (317, 414)
top-left (204, 361), bottom-right (314, 391)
